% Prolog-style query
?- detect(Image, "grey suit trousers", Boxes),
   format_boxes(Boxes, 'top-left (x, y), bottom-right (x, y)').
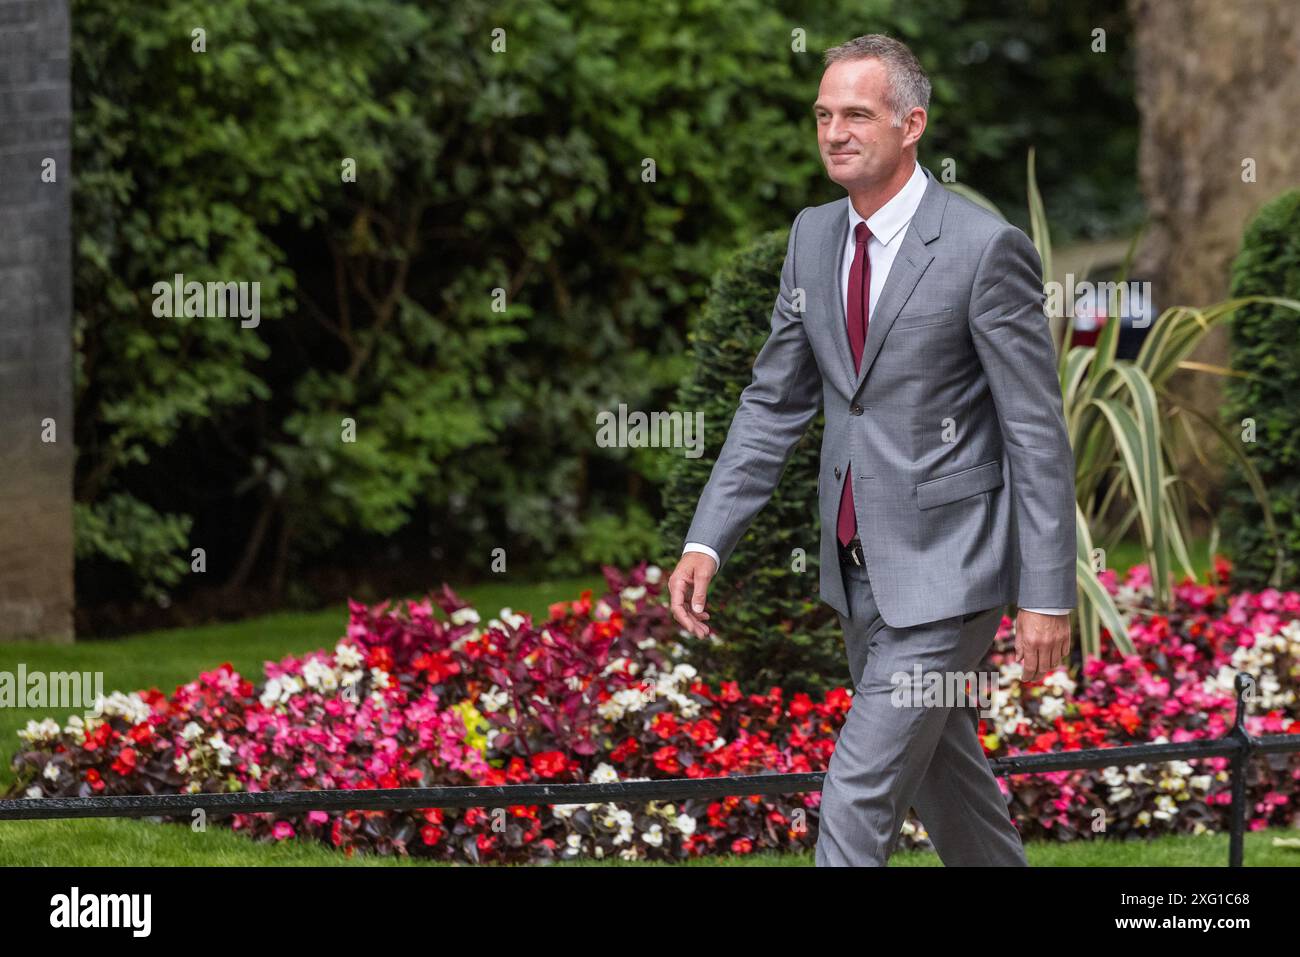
top-left (814, 559), bottom-right (1028, 866)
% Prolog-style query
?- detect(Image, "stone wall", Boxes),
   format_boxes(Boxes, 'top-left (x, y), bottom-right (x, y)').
top-left (0, 0), bottom-right (74, 641)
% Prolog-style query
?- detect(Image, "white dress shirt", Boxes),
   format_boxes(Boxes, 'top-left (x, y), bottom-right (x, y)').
top-left (684, 162), bottom-right (1068, 616)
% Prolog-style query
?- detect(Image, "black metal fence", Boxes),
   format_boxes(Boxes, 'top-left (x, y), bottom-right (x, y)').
top-left (2, 675), bottom-right (1296, 866)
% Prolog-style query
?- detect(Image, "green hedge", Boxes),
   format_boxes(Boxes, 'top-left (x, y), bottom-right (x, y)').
top-left (659, 230), bottom-right (843, 694)
top-left (1222, 190), bottom-right (1300, 588)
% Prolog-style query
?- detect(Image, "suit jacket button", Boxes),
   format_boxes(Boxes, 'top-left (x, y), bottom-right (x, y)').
top-left (850, 404), bottom-right (864, 416)
top-left (834, 466), bottom-right (842, 480)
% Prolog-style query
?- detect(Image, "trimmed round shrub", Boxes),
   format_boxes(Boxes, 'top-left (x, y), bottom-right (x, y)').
top-left (658, 230), bottom-right (843, 694)
top-left (1222, 190), bottom-right (1300, 588)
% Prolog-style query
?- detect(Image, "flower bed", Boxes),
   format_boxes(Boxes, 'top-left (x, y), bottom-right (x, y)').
top-left (7, 560), bottom-right (1300, 862)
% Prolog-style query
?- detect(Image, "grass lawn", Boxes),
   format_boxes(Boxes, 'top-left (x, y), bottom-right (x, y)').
top-left (2, 817), bottom-right (1296, 866)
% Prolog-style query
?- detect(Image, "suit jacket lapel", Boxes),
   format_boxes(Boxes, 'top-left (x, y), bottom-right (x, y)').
top-left (818, 198), bottom-right (858, 394)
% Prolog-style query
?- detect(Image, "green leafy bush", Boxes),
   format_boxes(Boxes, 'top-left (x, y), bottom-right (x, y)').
top-left (659, 231), bottom-right (843, 694)
top-left (70, 0), bottom-right (1139, 608)
top-left (1222, 190), bottom-right (1300, 588)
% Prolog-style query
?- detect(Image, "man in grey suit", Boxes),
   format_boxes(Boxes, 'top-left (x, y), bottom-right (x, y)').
top-left (667, 35), bottom-right (1076, 866)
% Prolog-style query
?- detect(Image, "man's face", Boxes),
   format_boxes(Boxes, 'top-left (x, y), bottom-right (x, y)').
top-left (814, 58), bottom-right (920, 191)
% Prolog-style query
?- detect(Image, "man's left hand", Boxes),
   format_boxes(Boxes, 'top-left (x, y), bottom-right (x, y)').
top-left (1013, 609), bottom-right (1071, 682)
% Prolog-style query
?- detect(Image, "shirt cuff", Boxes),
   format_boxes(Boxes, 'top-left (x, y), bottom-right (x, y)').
top-left (1021, 607), bottom-right (1071, 616)
top-left (682, 542), bottom-right (720, 568)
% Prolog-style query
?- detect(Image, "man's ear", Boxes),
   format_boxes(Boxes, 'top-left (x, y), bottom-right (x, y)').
top-left (902, 107), bottom-right (927, 150)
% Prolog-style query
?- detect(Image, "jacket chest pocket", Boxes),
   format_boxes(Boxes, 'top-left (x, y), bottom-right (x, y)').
top-left (893, 307), bottom-right (955, 331)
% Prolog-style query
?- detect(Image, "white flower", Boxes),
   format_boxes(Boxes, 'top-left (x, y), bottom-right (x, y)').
top-left (641, 824), bottom-right (664, 847)
top-left (478, 688), bottom-right (508, 713)
top-left (597, 687), bottom-right (655, 721)
top-left (601, 656), bottom-right (629, 677)
top-left (62, 714), bottom-right (87, 737)
top-left (451, 628), bottom-right (482, 650)
top-left (1041, 671), bottom-right (1076, 696)
top-left (673, 813), bottom-right (696, 836)
top-left (621, 585), bottom-right (647, 603)
top-left (17, 718), bottom-right (60, 744)
top-left (496, 608), bottom-right (526, 630)
top-left (181, 721), bottom-right (204, 742)
top-left (25, 786), bottom-right (42, 799)
top-left (98, 691), bottom-right (151, 724)
top-left (1152, 794), bottom-right (1178, 821)
top-left (644, 565), bottom-right (663, 584)
top-left (594, 600), bottom-right (614, 621)
top-left (334, 641), bottom-right (365, 669)
top-left (451, 607), bottom-right (481, 626)
top-left (302, 658), bottom-right (338, 692)
top-left (589, 762), bottom-right (620, 784)
top-left (43, 763), bottom-right (60, 782)
top-left (259, 675), bottom-right (304, 708)
top-left (1037, 695), bottom-right (1065, 720)
top-left (370, 667), bottom-right (391, 690)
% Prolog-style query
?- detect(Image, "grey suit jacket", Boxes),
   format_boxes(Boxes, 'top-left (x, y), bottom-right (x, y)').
top-left (683, 167), bottom-right (1077, 627)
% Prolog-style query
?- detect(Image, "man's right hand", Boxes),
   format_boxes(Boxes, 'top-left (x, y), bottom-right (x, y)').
top-left (668, 551), bottom-right (718, 638)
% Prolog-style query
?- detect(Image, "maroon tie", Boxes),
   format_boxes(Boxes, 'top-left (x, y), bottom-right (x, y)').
top-left (836, 221), bottom-right (871, 546)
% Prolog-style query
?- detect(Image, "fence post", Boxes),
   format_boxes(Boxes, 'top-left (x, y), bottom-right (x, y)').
top-left (1226, 674), bottom-right (1255, 867)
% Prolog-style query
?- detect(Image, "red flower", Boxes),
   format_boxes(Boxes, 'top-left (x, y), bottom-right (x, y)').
top-left (366, 646), bottom-right (395, 674)
top-left (127, 723), bottom-right (154, 745)
top-left (825, 687), bottom-right (853, 713)
top-left (111, 747), bottom-right (138, 776)
top-left (82, 723), bottom-right (114, 752)
top-left (609, 737), bottom-right (640, 762)
top-left (412, 649), bottom-right (461, 685)
top-left (530, 751), bottom-right (570, 779)
top-left (652, 745), bottom-right (681, 775)
top-left (85, 768), bottom-right (105, 792)
top-left (420, 825), bottom-right (444, 846)
top-left (593, 612), bottom-right (624, 640)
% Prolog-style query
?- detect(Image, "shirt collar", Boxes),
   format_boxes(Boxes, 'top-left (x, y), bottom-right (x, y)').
top-left (847, 161), bottom-right (927, 247)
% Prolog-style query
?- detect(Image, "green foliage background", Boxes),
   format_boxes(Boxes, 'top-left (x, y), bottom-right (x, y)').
top-left (1221, 190), bottom-right (1300, 588)
top-left (69, 0), bottom-right (1138, 608)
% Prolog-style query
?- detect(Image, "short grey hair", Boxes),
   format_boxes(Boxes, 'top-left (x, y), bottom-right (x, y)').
top-left (823, 34), bottom-right (931, 126)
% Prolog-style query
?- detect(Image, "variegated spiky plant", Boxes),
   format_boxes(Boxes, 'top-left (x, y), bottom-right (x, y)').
top-left (951, 151), bottom-right (1298, 658)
